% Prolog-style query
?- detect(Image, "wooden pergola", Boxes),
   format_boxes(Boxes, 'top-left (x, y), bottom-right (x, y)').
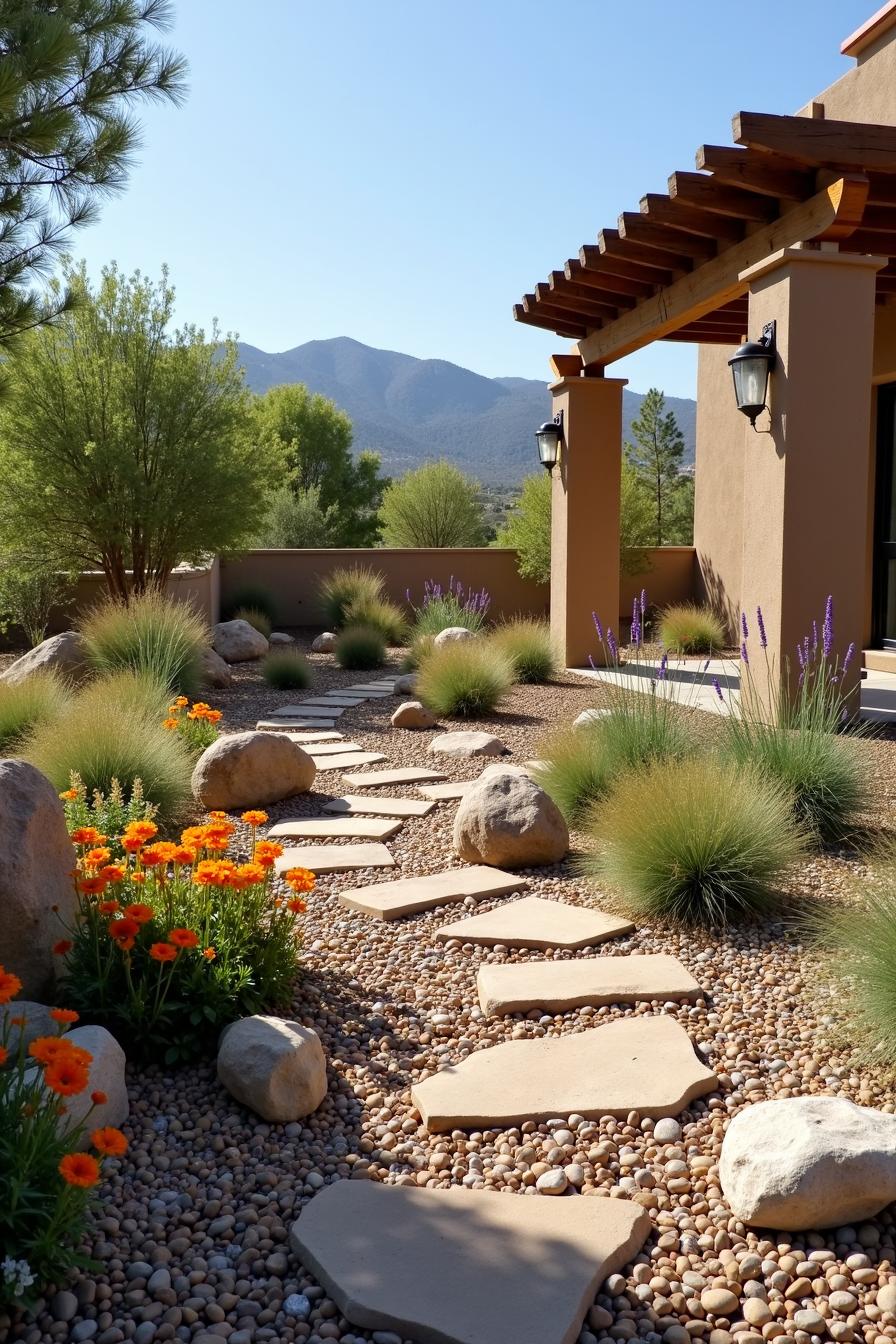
top-left (514, 110), bottom-right (896, 370)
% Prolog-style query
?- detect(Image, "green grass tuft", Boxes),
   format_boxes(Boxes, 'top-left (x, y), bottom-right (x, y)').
top-left (233, 605), bottom-right (272, 639)
top-left (416, 640), bottom-right (513, 718)
top-left (346, 595), bottom-right (409, 646)
top-left (79, 591), bottom-right (208, 697)
top-left (0, 671), bottom-right (68, 755)
top-left (659, 603), bottom-right (726, 655)
top-left (490, 618), bottom-right (557, 683)
top-left (262, 648), bottom-right (313, 690)
top-left (334, 623), bottom-right (386, 671)
top-left (320, 566), bottom-right (385, 629)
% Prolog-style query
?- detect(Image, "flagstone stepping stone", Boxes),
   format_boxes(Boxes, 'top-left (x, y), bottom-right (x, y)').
top-left (339, 865), bottom-right (528, 920)
top-left (288, 1180), bottom-right (651, 1344)
top-left (274, 844), bottom-right (396, 876)
top-left (323, 794), bottom-right (436, 818)
top-left (418, 780), bottom-right (470, 800)
top-left (341, 767), bottom-right (447, 787)
top-left (574, 708), bottom-right (612, 729)
top-left (299, 696), bottom-right (367, 707)
top-left (283, 731), bottom-right (344, 744)
top-left (344, 684), bottom-right (395, 695)
top-left (301, 740), bottom-right (362, 755)
top-left (312, 751), bottom-right (387, 770)
top-left (476, 952), bottom-right (702, 1017)
top-left (434, 895), bottom-right (634, 949)
top-left (268, 816), bottom-right (403, 841)
top-left (411, 1015), bottom-right (717, 1131)
top-left (270, 703), bottom-right (344, 718)
top-left (430, 731), bottom-right (508, 758)
top-left (257, 719), bottom-right (338, 730)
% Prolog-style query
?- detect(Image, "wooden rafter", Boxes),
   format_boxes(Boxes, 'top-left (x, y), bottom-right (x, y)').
top-left (694, 144), bottom-right (812, 199)
top-left (534, 283), bottom-right (620, 321)
top-left (564, 258), bottom-right (655, 299)
top-left (734, 110), bottom-right (896, 172)
top-left (669, 171), bottom-right (777, 222)
top-left (548, 272), bottom-right (637, 311)
top-left (640, 194), bottom-right (744, 243)
top-left (618, 213), bottom-right (718, 262)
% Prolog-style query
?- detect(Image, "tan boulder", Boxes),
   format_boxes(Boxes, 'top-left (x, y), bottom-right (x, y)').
top-left (433, 626), bottom-right (476, 647)
top-left (391, 700), bottom-right (436, 730)
top-left (24, 1024), bottom-right (128, 1149)
top-left (217, 1015), bottom-right (327, 1121)
top-left (430, 731), bottom-right (507, 758)
top-left (192, 732), bottom-right (316, 810)
top-left (0, 631), bottom-right (90, 686)
top-left (200, 645), bottom-right (233, 689)
top-left (453, 768), bottom-right (568, 868)
top-left (212, 619), bottom-right (269, 662)
top-left (311, 631), bottom-right (337, 652)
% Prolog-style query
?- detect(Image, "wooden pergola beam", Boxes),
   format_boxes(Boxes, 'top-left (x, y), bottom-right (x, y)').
top-left (734, 110), bottom-right (896, 171)
top-left (513, 304), bottom-right (586, 339)
top-left (548, 272), bottom-right (637, 311)
top-left (618, 212), bottom-right (718, 262)
top-left (564, 258), bottom-right (656, 299)
top-left (534, 283), bottom-right (621, 321)
top-left (695, 144), bottom-right (812, 199)
top-left (579, 242), bottom-right (682, 286)
top-left (598, 229), bottom-right (694, 276)
top-left (669, 170), bottom-right (777, 221)
top-left (640, 193), bottom-right (745, 243)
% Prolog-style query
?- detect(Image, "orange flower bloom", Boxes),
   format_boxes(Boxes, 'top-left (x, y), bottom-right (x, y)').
top-left (167, 928), bottom-right (198, 948)
top-left (84, 847), bottom-right (112, 869)
top-left (59, 1152), bottom-right (100, 1188)
top-left (180, 825), bottom-right (209, 850)
top-left (124, 820), bottom-right (158, 842)
top-left (253, 840), bottom-right (283, 868)
top-left (286, 896), bottom-right (307, 914)
top-left (99, 865), bottom-right (126, 883)
top-left (91, 1126), bottom-right (128, 1157)
top-left (124, 903), bottom-right (154, 925)
top-left (202, 946), bottom-right (216, 960)
top-left (53, 939), bottom-right (73, 956)
top-left (129, 871), bottom-right (147, 885)
top-left (162, 717), bottom-right (179, 731)
top-left (233, 861), bottom-right (266, 888)
top-left (98, 900), bottom-right (120, 916)
top-left (284, 866), bottom-right (315, 894)
top-left (172, 846), bottom-right (197, 866)
top-left (45, 1057), bottom-right (90, 1096)
top-left (50, 1008), bottom-right (79, 1024)
top-left (91, 1089), bottom-right (107, 1105)
top-left (77, 876), bottom-right (108, 896)
top-left (139, 846), bottom-right (167, 868)
top-left (193, 859), bottom-right (237, 887)
top-left (208, 809), bottom-right (227, 820)
top-left (108, 917), bottom-right (140, 943)
top-left (148, 942), bottom-right (177, 962)
top-left (241, 810), bottom-right (268, 826)
top-left (0, 968), bottom-right (22, 1004)
top-left (29, 1036), bottom-right (91, 1067)
top-left (70, 827), bottom-right (105, 846)
top-left (203, 825), bottom-right (233, 852)
top-left (59, 787), bottom-right (79, 801)
top-left (174, 696), bottom-right (189, 708)
top-left (121, 835), bottom-right (144, 853)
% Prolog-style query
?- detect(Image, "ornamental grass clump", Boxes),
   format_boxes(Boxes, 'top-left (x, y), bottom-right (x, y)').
top-left (334, 623), bottom-right (386, 671)
top-left (0, 970), bottom-right (129, 1311)
top-left (490, 618), bottom-right (557, 683)
top-left (416, 640), bottom-right (513, 718)
top-left (346, 595), bottom-right (409, 646)
top-left (57, 812), bottom-right (314, 1065)
top-left (80, 590), bottom-right (208, 696)
top-left (0, 670), bottom-right (68, 755)
top-left (586, 757), bottom-right (806, 927)
top-left (659, 603), bottom-right (726, 655)
top-left (409, 576), bottom-right (490, 638)
top-left (320, 565), bottom-right (385, 629)
top-left (233, 605), bottom-right (272, 639)
top-left (262, 647), bottom-right (313, 690)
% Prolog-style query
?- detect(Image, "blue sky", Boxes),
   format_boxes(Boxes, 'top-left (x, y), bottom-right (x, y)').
top-left (73, 0), bottom-right (874, 399)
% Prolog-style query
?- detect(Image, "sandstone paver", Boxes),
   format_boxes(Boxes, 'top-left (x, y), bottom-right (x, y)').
top-left (411, 1015), bottom-right (717, 1131)
top-left (268, 816), bottom-right (403, 841)
top-left (418, 781), bottom-right (470, 800)
top-left (339, 865), bottom-right (528, 920)
top-left (283, 731), bottom-right (345, 744)
top-left (299, 696), bottom-right (368, 707)
top-left (300, 740), bottom-right (362, 755)
top-left (434, 895), bottom-right (634, 949)
top-left (270, 704), bottom-right (344, 719)
top-left (476, 952), bottom-right (702, 1017)
top-left (257, 718), bottom-right (338, 730)
top-left (322, 795), bottom-right (437, 818)
top-left (341, 767), bottom-right (447, 787)
top-left (288, 1180), bottom-right (651, 1344)
top-left (274, 844), bottom-right (396, 876)
top-left (311, 751), bottom-right (387, 770)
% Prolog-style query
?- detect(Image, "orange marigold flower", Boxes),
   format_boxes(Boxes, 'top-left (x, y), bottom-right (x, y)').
top-left (180, 825), bottom-right (208, 850)
top-left (174, 696), bottom-right (189, 708)
top-left (129, 871), bottom-right (147, 885)
top-left (77, 875), bottom-right (108, 896)
top-left (108, 917), bottom-right (140, 943)
top-left (124, 902), bottom-right (154, 925)
top-left (284, 866), bottom-right (315, 894)
top-left (202, 946), bottom-right (216, 960)
top-left (162, 717), bottom-right (179, 731)
top-left (139, 846), bottom-right (167, 868)
top-left (45, 1058), bottom-right (90, 1096)
top-left (124, 820), bottom-right (158, 842)
top-left (30, 1036), bottom-right (92, 1067)
top-left (172, 846), bottom-right (197, 866)
top-left (53, 939), bottom-right (73, 956)
top-left (59, 788), bottom-right (79, 801)
top-left (253, 840), bottom-right (283, 867)
top-left (0, 968), bottom-right (23, 1004)
top-left (121, 835), bottom-right (144, 853)
top-left (50, 1008), bottom-right (79, 1024)
top-left (70, 827), bottom-right (105, 846)
top-left (91, 1126), bottom-right (128, 1157)
top-left (241, 810), bottom-right (268, 826)
top-left (234, 861), bottom-right (266, 887)
top-left (91, 1089), bottom-right (107, 1105)
top-left (286, 896), bottom-right (307, 914)
top-left (148, 942), bottom-right (177, 962)
top-left (59, 1152), bottom-right (100, 1188)
top-left (98, 900), bottom-right (120, 916)
top-left (208, 809), bottom-right (227, 820)
top-left (193, 859), bottom-right (236, 887)
top-left (84, 847), bottom-right (112, 869)
top-left (167, 928), bottom-right (198, 948)
top-left (99, 865), bottom-right (126, 883)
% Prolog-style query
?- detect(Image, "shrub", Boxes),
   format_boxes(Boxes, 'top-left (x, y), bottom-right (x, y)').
top-left (0, 972), bottom-right (129, 1311)
top-left (334, 623), bottom-right (386, 671)
top-left (79, 590), bottom-right (208, 697)
top-left (61, 774), bottom-right (157, 858)
top-left (163, 697), bottom-right (222, 757)
top-left (233, 605), bottom-right (272, 639)
top-left (491, 618), bottom-right (557, 683)
top-left (532, 726), bottom-right (613, 824)
top-left (0, 671), bottom-right (68, 755)
top-left (409, 576), bottom-right (490, 638)
top-left (320, 565), bottom-right (385, 629)
top-left (401, 632), bottom-right (435, 672)
top-left (0, 557), bottom-right (74, 648)
top-left (586, 756), bottom-right (805, 927)
top-left (222, 583), bottom-right (277, 624)
top-left (659, 602), bottom-right (726, 654)
top-left (262, 648), bottom-right (313, 690)
top-left (24, 672), bottom-right (194, 825)
top-left (348, 595), bottom-right (409, 646)
top-left (57, 815), bottom-right (314, 1065)
top-left (416, 641), bottom-right (513, 718)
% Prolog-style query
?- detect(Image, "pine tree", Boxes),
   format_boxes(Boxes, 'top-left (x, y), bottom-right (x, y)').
top-left (624, 388), bottom-right (687, 546)
top-left (0, 1), bottom-right (187, 351)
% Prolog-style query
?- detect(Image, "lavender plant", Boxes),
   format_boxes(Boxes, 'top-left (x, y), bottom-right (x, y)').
top-left (408, 576), bottom-right (490, 639)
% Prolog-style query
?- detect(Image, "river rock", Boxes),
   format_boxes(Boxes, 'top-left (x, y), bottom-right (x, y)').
top-left (192, 732), bottom-right (316, 809)
top-left (217, 1015), bottom-right (327, 1121)
top-left (0, 631), bottom-right (90, 686)
top-left (212, 619), bottom-right (269, 662)
top-left (453, 768), bottom-right (569, 868)
top-left (430, 731), bottom-right (508, 758)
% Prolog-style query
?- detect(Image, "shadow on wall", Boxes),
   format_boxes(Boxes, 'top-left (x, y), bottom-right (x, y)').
top-left (697, 551), bottom-right (739, 644)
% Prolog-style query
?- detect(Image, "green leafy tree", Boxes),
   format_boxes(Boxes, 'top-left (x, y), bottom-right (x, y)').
top-left (624, 388), bottom-right (688, 546)
top-left (0, 1), bottom-right (187, 351)
top-left (380, 460), bottom-right (487, 548)
top-left (254, 484), bottom-right (341, 548)
top-left (495, 472), bottom-right (551, 583)
top-left (252, 384), bottom-right (386, 546)
top-left (664, 473), bottom-right (695, 545)
top-left (0, 261), bottom-right (277, 600)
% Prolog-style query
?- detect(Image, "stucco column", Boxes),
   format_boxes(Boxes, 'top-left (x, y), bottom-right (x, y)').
top-left (549, 376), bottom-right (626, 666)
top-left (739, 248), bottom-right (884, 709)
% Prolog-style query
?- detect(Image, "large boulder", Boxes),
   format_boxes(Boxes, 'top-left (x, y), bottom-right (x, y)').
top-left (269, 632), bottom-right (294, 645)
top-left (212, 619), bottom-right (269, 663)
top-left (453, 768), bottom-right (569, 868)
top-left (430, 731), bottom-right (508, 758)
top-left (0, 1001), bottom-right (57, 1060)
top-left (311, 632), bottom-right (337, 653)
top-left (0, 631), bottom-right (90, 687)
top-left (24, 1025), bottom-right (128, 1149)
top-left (200, 645), bottom-right (233, 689)
top-left (0, 760), bottom-right (77, 998)
top-left (392, 674), bottom-right (417, 694)
top-left (433, 626), bottom-right (476, 648)
top-left (192, 731), bottom-right (316, 810)
top-left (391, 701), bottom-right (437, 731)
top-left (217, 1015), bottom-right (327, 1122)
top-left (719, 1096), bottom-right (896, 1229)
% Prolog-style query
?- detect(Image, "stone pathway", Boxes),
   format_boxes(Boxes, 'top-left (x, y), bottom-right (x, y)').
top-left (310, 750), bottom-right (387, 770)
top-left (274, 843), bottom-right (396, 875)
top-left (339, 866), bottom-right (529, 920)
top-left (301, 740), bottom-right (362, 755)
top-left (418, 780), bottom-right (470, 800)
top-left (435, 894), bottom-right (634, 949)
top-left (341, 766), bottom-right (447, 787)
top-left (288, 1181), bottom-right (651, 1344)
top-left (257, 718), bottom-right (338, 730)
top-left (269, 703), bottom-right (344, 719)
top-left (299, 696), bottom-right (368, 707)
top-left (322, 794), bottom-right (436, 817)
top-left (476, 952), bottom-right (702, 1017)
top-left (411, 1015), bottom-right (717, 1131)
top-left (283, 730), bottom-right (344, 743)
top-left (268, 816), bottom-right (404, 841)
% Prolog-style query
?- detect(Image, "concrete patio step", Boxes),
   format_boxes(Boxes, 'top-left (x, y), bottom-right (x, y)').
top-left (339, 866), bottom-right (529, 920)
top-left (434, 895), bottom-right (634, 950)
top-left (322, 794), bottom-right (436, 818)
top-left (411, 1014), bottom-right (717, 1131)
top-left (268, 816), bottom-right (403, 841)
top-left (288, 1181), bottom-right (651, 1344)
top-left (274, 844), bottom-right (395, 876)
top-left (476, 952), bottom-right (702, 1017)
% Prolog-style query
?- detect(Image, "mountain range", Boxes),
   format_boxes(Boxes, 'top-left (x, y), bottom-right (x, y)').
top-left (236, 336), bottom-right (696, 485)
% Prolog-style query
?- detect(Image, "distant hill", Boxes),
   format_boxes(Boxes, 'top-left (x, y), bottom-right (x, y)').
top-left (236, 336), bottom-right (696, 485)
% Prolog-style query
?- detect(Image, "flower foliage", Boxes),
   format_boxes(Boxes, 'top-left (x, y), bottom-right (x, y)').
top-left (162, 697), bottom-right (221, 755)
top-left (408, 576), bottom-right (490, 638)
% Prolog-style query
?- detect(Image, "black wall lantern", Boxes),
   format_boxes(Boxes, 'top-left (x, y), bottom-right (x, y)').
top-left (728, 321), bottom-right (776, 429)
top-left (535, 410), bottom-right (564, 472)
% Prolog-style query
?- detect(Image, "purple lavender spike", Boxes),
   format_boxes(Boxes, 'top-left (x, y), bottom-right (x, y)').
top-left (756, 605), bottom-right (767, 650)
top-left (607, 629), bottom-right (619, 661)
top-left (741, 611), bottom-right (749, 641)
top-left (713, 677), bottom-right (724, 702)
top-left (592, 611), bottom-right (604, 641)
top-left (640, 588), bottom-right (647, 615)
top-left (631, 597), bottom-right (641, 646)
top-left (405, 587), bottom-right (411, 602)
top-left (797, 642), bottom-right (805, 670)
top-left (843, 642), bottom-right (856, 673)
top-left (812, 621), bottom-right (818, 656)
top-left (659, 652), bottom-right (668, 681)
top-left (588, 654), bottom-right (596, 669)
top-left (803, 636), bottom-right (810, 668)
top-left (741, 642), bottom-right (749, 665)
top-left (823, 595), bottom-right (834, 659)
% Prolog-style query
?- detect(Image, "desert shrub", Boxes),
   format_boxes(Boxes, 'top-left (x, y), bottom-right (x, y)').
top-left (491, 618), bottom-right (557, 683)
top-left (0, 557), bottom-right (74, 648)
top-left (24, 673), bottom-right (194, 824)
top-left (320, 565), bottom-right (385, 629)
top-left (0, 974), bottom-right (130, 1311)
top-left (262, 648), bottom-right (313, 690)
top-left (416, 641), bottom-right (513, 718)
top-left (659, 602), bottom-right (726, 654)
top-left (409, 576), bottom-right (490, 638)
top-left (334, 624), bottom-right (386, 671)
top-left (401, 632), bottom-right (435, 672)
top-left (347, 595), bottom-right (409, 646)
top-left (532, 726), bottom-right (611, 824)
top-left (222, 583), bottom-right (277, 624)
top-left (233, 605), bottom-right (272, 639)
top-left (57, 815), bottom-right (313, 1065)
top-left (0, 671), bottom-right (68, 754)
top-left (586, 756), bottom-right (805, 926)
top-left (79, 590), bottom-right (207, 696)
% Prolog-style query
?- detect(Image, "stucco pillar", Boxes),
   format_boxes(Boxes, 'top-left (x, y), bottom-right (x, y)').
top-left (549, 376), bottom-right (626, 666)
top-left (739, 248), bottom-right (884, 708)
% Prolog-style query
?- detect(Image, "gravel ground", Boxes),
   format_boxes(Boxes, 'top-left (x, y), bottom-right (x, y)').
top-left (7, 631), bottom-right (896, 1344)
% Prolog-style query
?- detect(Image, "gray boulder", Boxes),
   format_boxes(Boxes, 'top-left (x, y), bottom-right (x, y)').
top-left (573, 708), bottom-right (612, 730)
top-left (453, 768), bottom-right (569, 868)
top-left (212, 619), bottom-right (269, 662)
top-left (217, 1015), bottom-right (327, 1121)
top-left (192, 731), bottom-right (316, 810)
top-left (269, 632), bottom-right (294, 645)
top-left (392, 673), bottom-right (417, 694)
top-left (24, 1025), bottom-right (128, 1148)
top-left (311, 632), bottom-right (337, 653)
top-left (433, 626), bottom-right (476, 648)
top-left (1, 631), bottom-right (90, 686)
top-left (200, 645), bottom-right (233, 689)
